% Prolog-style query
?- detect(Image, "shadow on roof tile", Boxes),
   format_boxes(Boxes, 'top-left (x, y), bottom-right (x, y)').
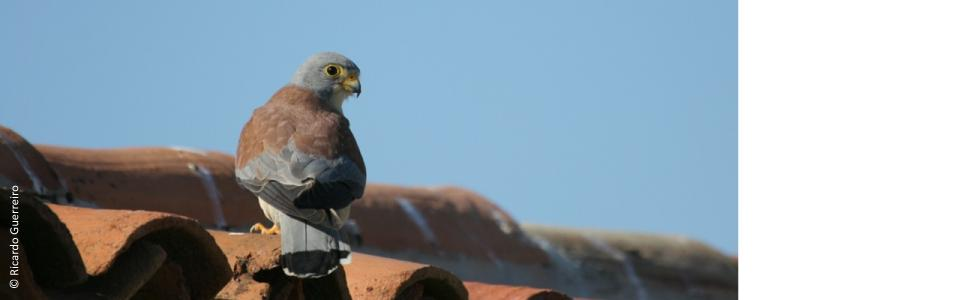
top-left (1, 189), bottom-right (85, 300)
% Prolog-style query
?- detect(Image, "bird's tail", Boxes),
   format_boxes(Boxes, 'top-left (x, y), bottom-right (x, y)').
top-left (277, 209), bottom-right (352, 278)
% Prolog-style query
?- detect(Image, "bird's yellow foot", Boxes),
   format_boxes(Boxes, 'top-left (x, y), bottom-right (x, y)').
top-left (249, 222), bottom-right (280, 235)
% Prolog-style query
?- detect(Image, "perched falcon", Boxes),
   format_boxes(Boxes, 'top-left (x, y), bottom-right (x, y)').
top-left (235, 52), bottom-right (365, 278)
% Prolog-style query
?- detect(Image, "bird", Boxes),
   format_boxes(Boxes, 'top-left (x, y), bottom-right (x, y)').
top-left (235, 52), bottom-right (365, 278)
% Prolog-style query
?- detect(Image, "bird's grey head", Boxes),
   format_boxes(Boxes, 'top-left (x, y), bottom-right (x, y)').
top-left (290, 52), bottom-right (362, 112)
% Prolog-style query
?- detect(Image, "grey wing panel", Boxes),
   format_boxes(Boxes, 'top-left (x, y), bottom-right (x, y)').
top-left (236, 140), bottom-right (365, 220)
top-left (237, 140), bottom-right (365, 187)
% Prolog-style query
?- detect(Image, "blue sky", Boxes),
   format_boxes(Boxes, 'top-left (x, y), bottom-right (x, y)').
top-left (0, 1), bottom-right (737, 253)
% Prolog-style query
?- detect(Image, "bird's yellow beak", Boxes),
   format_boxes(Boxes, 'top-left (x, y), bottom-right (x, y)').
top-left (342, 75), bottom-right (361, 97)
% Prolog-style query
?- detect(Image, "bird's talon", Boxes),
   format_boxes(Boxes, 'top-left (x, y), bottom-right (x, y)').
top-left (250, 222), bottom-right (280, 235)
top-left (250, 223), bottom-right (267, 233)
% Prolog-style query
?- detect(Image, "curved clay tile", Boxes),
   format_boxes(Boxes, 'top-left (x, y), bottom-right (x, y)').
top-left (36, 145), bottom-right (264, 231)
top-left (351, 184), bottom-right (550, 266)
top-left (348, 185), bottom-right (571, 295)
top-left (210, 230), bottom-right (350, 300)
top-left (211, 231), bottom-right (289, 299)
top-left (0, 125), bottom-right (67, 198)
top-left (344, 253), bottom-right (467, 300)
top-left (522, 225), bottom-right (738, 300)
top-left (47, 204), bottom-right (231, 299)
top-left (464, 282), bottom-right (572, 300)
top-left (1, 190), bottom-right (86, 300)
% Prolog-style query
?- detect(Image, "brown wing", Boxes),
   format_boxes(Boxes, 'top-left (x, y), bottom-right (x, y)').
top-left (235, 86), bottom-right (366, 222)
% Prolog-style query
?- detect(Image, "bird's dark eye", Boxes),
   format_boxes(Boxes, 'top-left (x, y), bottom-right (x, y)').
top-left (324, 65), bottom-right (340, 76)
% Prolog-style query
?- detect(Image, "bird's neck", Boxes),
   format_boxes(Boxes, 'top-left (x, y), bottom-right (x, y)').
top-left (317, 89), bottom-right (350, 114)
top-left (323, 91), bottom-right (349, 114)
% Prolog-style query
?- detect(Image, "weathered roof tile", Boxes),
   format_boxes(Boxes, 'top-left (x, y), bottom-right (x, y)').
top-left (0, 125), bottom-right (67, 198)
top-left (351, 184), bottom-right (552, 266)
top-left (37, 145), bottom-right (263, 230)
top-left (48, 204), bottom-right (232, 299)
top-left (344, 253), bottom-right (468, 300)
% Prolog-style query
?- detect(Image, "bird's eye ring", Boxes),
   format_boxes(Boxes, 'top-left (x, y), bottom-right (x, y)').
top-left (324, 65), bottom-right (341, 77)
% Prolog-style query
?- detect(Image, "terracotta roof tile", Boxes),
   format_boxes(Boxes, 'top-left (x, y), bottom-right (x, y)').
top-left (0, 126), bottom-right (67, 198)
top-left (7, 190), bottom-right (87, 287)
top-left (522, 224), bottom-right (738, 300)
top-left (464, 281), bottom-right (572, 300)
top-left (2, 190), bottom-right (84, 300)
top-left (212, 230), bottom-right (471, 300)
top-left (4, 191), bottom-right (232, 299)
top-left (47, 204), bottom-right (232, 299)
top-left (210, 230), bottom-right (351, 300)
top-left (347, 186), bottom-right (576, 297)
top-left (36, 145), bottom-right (264, 230)
top-left (351, 184), bottom-right (551, 266)
top-left (344, 253), bottom-right (468, 300)
top-left (211, 230), bottom-right (284, 299)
